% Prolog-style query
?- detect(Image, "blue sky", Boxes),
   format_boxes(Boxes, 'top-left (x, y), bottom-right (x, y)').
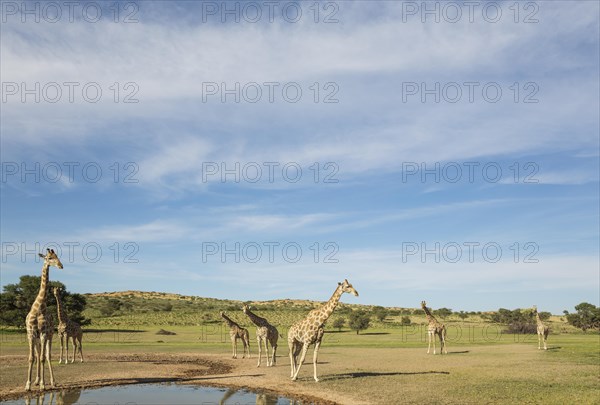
top-left (1, 1), bottom-right (598, 314)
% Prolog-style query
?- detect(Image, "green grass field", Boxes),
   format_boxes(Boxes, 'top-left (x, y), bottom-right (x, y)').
top-left (1, 292), bottom-right (598, 404)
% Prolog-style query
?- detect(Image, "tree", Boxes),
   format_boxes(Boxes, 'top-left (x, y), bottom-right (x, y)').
top-left (400, 316), bottom-right (411, 326)
top-left (538, 311), bottom-right (551, 321)
top-left (457, 311), bottom-right (469, 320)
top-left (564, 303), bottom-right (600, 331)
top-left (332, 317), bottom-right (345, 331)
top-left (372, 306), bottom-right (388, 322)
top-left (490, 307), bottom-right (537, 334)
top-left (349, 310), bottom-right (371, 335)
top-left (434, 307), bottom-right (453, 319)
top-left (0, 276), bottom-right (90, 328)
top-left (99, 298), bottom-right (123, 317)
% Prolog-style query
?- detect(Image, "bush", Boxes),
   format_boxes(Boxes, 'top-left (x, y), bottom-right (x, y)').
top-left (505, 322), bottom-right (537, 334)
top-left (400, 316), bottom-right (411, 326)
top-left (491, 308), bottom-right (537, 334)
top-left (434, 307), bottom-right (453, 319)
top-left (332, 317), bottom-right (345, 331)
top-left (349, 310), bottom-right (371, 335)
top-left (99, 299), bottom-right (123, 317)
top-left (564, 303), bottom-right (600, 331)
top-left (372, 306), bottom-right (388, 322)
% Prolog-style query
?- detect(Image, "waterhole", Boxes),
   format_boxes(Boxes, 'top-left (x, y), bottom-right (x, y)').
top-left (2, 383), bottom-right (306, 405)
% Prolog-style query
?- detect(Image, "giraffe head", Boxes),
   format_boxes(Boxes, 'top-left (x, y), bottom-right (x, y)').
top-left (531, 305), bottom-right (538, 316)
top-left (339, 279), bottom-right (359, 297)
top-left (241, 304), bottom-right (250, 314)
top-left (38, 249), bottom-right (63, 269)
top-left (220, 311), bottom-right (225, 316)
top-left (52, 286), bottom-right (61, 296)
top-left (421, 301), bottom-right (427, 309)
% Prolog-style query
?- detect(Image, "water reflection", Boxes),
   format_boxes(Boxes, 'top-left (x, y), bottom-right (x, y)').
top-left (22, 389), bottom-right (81, 405)
top-left (219, 388), bottom-right (280, 405)
top-left (5, 384), bottom-right (308, 405)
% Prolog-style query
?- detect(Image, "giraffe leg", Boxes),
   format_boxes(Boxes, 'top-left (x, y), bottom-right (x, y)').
top-left (288, 341), bottom-right (296, 378)
top-left (256, 337), bottom-right (262, 367)
top-left (33, 341), bottom-right (41, 386)
top-left (293, 341), bottom-right (302, 378)
top-left (426, 331), bottom-right (431, 354)
top-left (272, 342), bottom-right (277, 366)
top-left (291, 343), bottom-right (309, 381)
top-left (78, 335), bottom-right (84, 362)
top-left (246, 335), bottom-right (251, 358)
top-left (25, 338), bottom-right (36, 390)
top-left (537, 333), bottom-right (541, 350)
top-left (73, 338), bottom-right (77, 363)
top-left (312, 340), bottom-right (322, 382)
top-left (231, 336), bottom-right (237, 359)
top-left (45, 337), bottom-right (55, 387)
top-left (432, 332), bottom-right (436, 355)
top-left (58, 334), bottom-right (63, 364)
top-left (439, 333), bottom-right (446, 355)
top-left (65, 335), bottom-right (70, 364)
top-left (265, 339), bottom-right (271, 367)
top-left (543, 331), bottom-right (548, 350)
top-left (39, 334), bottom-right (47, 390)
top-left (443, 331), bottom-right (448, 354)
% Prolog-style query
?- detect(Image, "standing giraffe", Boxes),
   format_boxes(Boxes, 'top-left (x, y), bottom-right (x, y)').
top-left (288, 279), bottom-right (359, 382)
top-left (242, 304), bottom-right (279, 367)
top-left (532, 306), bottom-right (549, 350)
top-left (421, 301), bottom-right (447, 355)
top-left (25, 249), bottom-right (63, 391)
top-left (52, 287), bottom-right (83, 364)
top-left (220, 311), bottom-right (251, 359)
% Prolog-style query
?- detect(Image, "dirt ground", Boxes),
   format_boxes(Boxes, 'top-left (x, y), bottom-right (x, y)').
top-left (0, 351), bottom-right (350, 404)
top-left (1, 343), bottom-right (598, 404)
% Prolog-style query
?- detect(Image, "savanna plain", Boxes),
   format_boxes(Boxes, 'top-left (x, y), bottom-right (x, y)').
top-left (1, 291), bottom-right (598, 404)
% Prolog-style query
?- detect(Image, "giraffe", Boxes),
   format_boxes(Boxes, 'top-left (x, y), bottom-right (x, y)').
top-left (421, 301), bottom-right (447, 355)
top-left (25, 248), bottom-right (63, 391)
top-left (242, 304), bottom-right (279, 367)
top-left (52, 287), bottom-right (83, 364)
top-left (220, 311), bottom-right (251, 359)
top-left (288, 279), bottom-right (359, 382)
top-left (532, 306), bottom-right (549, 350)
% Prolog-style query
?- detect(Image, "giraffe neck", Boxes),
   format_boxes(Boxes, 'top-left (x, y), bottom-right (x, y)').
top-left (54, 291), bottom-right (69, 324)
top-left (535, 312), bottom-right (544, 326)
top-left (314, 285), bottom-right (344, 325)
top-left (245, 309), bottom-right (266, 326)
top-left (32, 263), bottom-right (50, 315)
top-left (221, 313), bottom-right (238, 328)
top-left (423, 306), bottom-right (437, 324)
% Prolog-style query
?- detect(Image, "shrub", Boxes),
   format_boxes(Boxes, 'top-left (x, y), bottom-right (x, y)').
top-left (349, 310), bottom-right (371, 335)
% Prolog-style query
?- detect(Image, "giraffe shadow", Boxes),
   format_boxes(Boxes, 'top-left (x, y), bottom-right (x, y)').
top-left (84, 373), bottom-right (267, 386)
top-left (319, 370), bottom-right (450, 381)
top-left (447, 350), bottom-right (470, 354)
top-left (545, 346), bottom-right (562, 351)
top-left (85, 328), bottom-right (146, 333)
top-left (360, 332), bottom-right (391, 336)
